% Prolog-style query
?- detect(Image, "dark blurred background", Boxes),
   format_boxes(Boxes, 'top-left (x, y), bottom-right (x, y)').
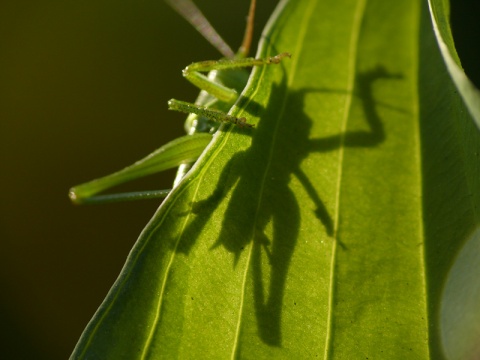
top-left (0, 0), bottom-right (478, 358)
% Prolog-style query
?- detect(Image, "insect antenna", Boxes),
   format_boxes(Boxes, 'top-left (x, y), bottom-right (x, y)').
top-left (237, 0), bottom-right (256, 57)
top-left (165, 0), bottom-right (235, 58)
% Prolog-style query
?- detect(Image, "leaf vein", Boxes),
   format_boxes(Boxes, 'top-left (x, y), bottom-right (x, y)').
top-left (324, 0), bottom-right (367, 358)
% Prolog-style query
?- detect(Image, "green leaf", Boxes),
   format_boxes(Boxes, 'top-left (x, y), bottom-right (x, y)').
top-left (71, 0), bottom-right (480, 358)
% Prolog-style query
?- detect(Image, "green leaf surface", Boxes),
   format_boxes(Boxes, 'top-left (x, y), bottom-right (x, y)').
top-left (71, 0), bottom-right (480, 358)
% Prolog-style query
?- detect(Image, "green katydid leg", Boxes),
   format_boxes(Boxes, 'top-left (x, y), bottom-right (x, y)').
top-left (168, 99), bottom-right (253, 128)
top-left (69, 134), bottom-right (211, 204)
top-left (69, 0), bottom-right (290, 205)
top-left (181, 52), bottom-right (292, 103)
top-left (168, 53), bottom-right (292, 128)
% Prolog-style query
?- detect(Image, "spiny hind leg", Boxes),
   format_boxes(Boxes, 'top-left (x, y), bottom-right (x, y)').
top-left (168, 99), bottom-right (253, 128)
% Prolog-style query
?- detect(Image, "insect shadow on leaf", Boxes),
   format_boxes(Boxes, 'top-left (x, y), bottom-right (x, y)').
top-left (175, 64), bottom-right (403, 346)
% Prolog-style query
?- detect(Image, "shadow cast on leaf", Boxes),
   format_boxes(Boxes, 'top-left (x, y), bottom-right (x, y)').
top-left (174, 64), bottom-right (402, 346)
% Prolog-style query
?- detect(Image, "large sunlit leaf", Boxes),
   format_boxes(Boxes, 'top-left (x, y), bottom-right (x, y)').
top-left (71, 0), bottom-right (480, 358)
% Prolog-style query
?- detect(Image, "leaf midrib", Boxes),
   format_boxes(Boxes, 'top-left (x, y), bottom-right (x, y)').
top-left (227, 0), bottom-right (321, 356)
top-left (323, 0), bottom-right (368, 358)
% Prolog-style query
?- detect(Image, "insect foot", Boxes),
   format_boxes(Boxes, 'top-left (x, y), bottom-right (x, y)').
top-left (236, 117), bottom-right (253, 128)
top-left (267, 52), bottom-right (292, 64)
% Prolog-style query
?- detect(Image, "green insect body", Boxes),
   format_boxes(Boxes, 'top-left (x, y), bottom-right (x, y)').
top-left (69, 0), bottom-right (290, 205)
